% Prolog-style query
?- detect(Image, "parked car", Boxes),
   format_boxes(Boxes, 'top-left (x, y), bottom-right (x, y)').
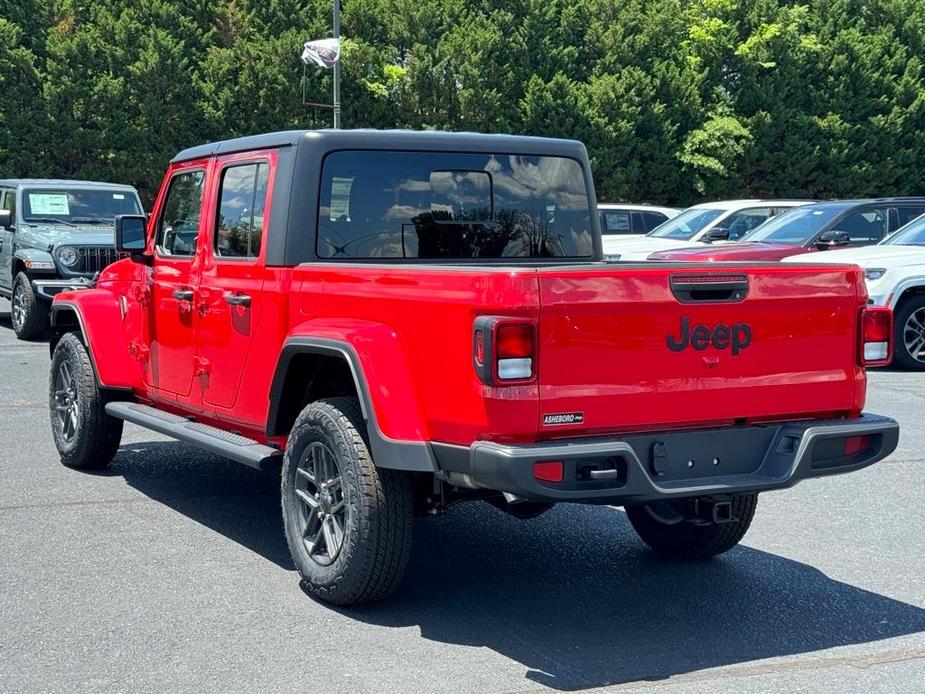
top-left (47, 129), bottom-right (897, 606)
top-left (598, 203), bottom-right (679, 238)
top-left (781, 212), bottom-right (925, 370)
top-left (648, 198), bottom-right (925, 263)
top-left (0, 179), bottom-right (143, 339)
top-left (603, 199), bottom-right (808, 260)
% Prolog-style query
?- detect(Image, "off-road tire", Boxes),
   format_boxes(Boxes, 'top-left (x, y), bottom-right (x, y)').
top-left (625, 493), bottom-right (758, 559)
top-left (892, 295), bottom-right (925, 371)
top-left (281, 397), bottom-right (413, 605)
top-left (49, 332), bottom-right (123, 469)
top-left (12, 272), bottom-right (48, 340)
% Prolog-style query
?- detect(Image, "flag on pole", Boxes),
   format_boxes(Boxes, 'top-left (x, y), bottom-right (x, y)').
top-left (301, 38), bottom-right (341, 69)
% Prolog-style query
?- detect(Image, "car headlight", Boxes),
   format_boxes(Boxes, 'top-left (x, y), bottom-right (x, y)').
top-left (864, 268), bottom-right (887, 281)
top-left (57, 246), bottom-right (80, 268)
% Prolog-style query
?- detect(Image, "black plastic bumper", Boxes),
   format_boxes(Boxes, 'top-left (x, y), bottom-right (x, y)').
top-left (432, 414), bottom-right (899, 504)
top-left (32, 278), bottom-right (92, 301)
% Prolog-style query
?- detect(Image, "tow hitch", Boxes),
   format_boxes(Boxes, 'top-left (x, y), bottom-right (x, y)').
top-left (697, 498), bottom-right (736, 524)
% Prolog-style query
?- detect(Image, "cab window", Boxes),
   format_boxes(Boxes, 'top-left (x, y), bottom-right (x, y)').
top-left (156, 170), bottom-right (205, 257)
top-left (214, 162), bottom-right (269, 259)
top-left (833, 207), bottom-right (888, 244)
top-left (723, 207), bottom-right (772, 240)
top-left (1, 189), bottom-right (15, 223)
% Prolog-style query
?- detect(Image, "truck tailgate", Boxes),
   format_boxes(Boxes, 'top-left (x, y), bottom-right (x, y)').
top-left (536, 264), bottom-right (865, 435)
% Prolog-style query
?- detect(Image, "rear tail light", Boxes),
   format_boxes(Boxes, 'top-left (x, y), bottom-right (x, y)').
top-left (473, 316), bottom-right (537, 384)
top-left (859, 307), bottom-right (892, 367)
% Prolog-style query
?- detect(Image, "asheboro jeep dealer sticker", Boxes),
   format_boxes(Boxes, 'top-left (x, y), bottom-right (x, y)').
top-left (543, 412), bottom-right (584, 426)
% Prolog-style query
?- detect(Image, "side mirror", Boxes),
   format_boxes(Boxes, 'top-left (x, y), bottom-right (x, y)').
top-left (0, 209), bottom-right (11, 230)
top-left (703, 226), bottom-right (730, 242)
top-left (115, 214), bottom-right (149, 256)
top-left (816, 230), bottom-right (851, 249)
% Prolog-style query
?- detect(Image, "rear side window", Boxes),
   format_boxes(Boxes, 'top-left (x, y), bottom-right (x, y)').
top-left (601, 211), bottom-right (631, 235)
top-left (215, 162), bottom-right (269, 259)
top-left (317, 150), bottom-right (593, 259)
top-left (157, 170), bottom-right (205, 257)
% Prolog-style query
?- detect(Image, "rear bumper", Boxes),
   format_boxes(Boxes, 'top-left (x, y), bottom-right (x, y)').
top-left (32, 278), bottom-right (92, 301)
top-left (432, 414), bottom-right (898, 504)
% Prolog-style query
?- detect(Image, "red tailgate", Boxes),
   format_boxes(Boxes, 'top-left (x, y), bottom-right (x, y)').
top-left (535, 264), bottom-right (866, 437)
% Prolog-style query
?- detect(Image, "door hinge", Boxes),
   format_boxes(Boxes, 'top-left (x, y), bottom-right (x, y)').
top-left (193, 356), bottom-right (211, 376)
top-left (131, 284), bottom-right (150, 306)
top-left (128, 343), bottom-right (149, 361)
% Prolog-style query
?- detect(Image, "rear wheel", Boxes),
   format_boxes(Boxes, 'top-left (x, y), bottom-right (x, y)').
top-left (893, 295), bottom-right (925, 370)
top-left (11, 272), bottom-right (48, 340)
top-left (281, 397), bottom-right (413, 605)
top-left (49, 332), bottom-right (123, 469)
top-left (625, 493), bottom-right (758, 559)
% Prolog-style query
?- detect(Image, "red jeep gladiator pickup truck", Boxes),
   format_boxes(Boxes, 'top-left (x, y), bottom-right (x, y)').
top-left (47, 130), bottom-right (899, 605)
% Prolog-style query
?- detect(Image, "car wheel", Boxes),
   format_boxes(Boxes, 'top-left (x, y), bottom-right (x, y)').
top-left (625, 493), bottom-right (758, 559)
top-left (49, 332), bottom-right (123, 469)
top-left (893, 295), bottom-right (925, 371)
top-left (11, 271), bottom-right (48, 340)
top-left (281, 397), bottom-right (413, 605)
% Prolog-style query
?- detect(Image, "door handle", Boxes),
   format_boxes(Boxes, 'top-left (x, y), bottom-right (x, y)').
top-left (224, 293), bottom-right (251, 307)
top-left (172, 289), bottom-right (194, 302)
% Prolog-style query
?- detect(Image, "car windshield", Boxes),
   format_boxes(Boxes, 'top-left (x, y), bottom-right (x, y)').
top-left (882, 215), bottom-right (925, 246)
top-left (741, 206), bottom-right (844, 244)
top-left (22, 188), bottom-right (142, 225)
top-left (647, 207), bottom-right (723, 240)
top-left (316, 150), bottom-right (594, 259)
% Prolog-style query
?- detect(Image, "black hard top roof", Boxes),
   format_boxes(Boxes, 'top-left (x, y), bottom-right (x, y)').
top-left (170, 129), bottom-right (588, 164)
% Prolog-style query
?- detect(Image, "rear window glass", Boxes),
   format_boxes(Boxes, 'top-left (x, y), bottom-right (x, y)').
top-left (317, 150), bottom-right (593, 259)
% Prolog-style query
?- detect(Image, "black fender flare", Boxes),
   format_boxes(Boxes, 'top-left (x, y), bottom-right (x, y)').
top-left (268, 337), bottom-right (437, 472)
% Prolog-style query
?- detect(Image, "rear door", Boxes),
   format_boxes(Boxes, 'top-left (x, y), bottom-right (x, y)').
top-left (195, 152), bottom-right (273, 411)
top-left (535, 265), bottom-right (863, 436)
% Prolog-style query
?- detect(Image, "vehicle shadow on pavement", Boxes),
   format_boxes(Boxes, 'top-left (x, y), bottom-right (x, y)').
top-left (107, 440), bottom-right (294, 569)
top-left (108, 440), bottom-right (925, 691)
top-left (349, 504), bottom-right (925, 690)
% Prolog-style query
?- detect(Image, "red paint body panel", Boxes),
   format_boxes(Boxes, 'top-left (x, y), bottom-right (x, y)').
top-left (648, 242), bottom-right (817, 263)
top-left (535, 265), bottom-right (866, 438)
top-left (55, 145), bottom-right (874, 454)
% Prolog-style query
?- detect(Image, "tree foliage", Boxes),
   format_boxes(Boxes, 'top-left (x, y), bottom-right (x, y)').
top-left (0, 0), bottom-right (923, 206)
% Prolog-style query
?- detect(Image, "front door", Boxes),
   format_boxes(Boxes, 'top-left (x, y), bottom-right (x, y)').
top-left (146, 166), bottom-right (207, 400)
top-left (195, 154), bottom-right (273, 413)
top-left (0, 189), bottom-right (15, 292)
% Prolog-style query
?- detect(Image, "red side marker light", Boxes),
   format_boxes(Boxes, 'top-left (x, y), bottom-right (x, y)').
top-left (474, 329), bottom-right (485, 366)
top-left (534, 460), bottom-right (564, 483)
top-left (844, 435), bottom-right (869, 456)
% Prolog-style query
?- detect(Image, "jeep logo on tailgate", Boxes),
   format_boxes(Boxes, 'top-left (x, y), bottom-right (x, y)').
top-left (667, 317), bottom-right (752, 356)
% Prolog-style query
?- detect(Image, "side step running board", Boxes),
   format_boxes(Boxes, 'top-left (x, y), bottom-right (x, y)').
top-left (105, 402), bottom-right (283, 471)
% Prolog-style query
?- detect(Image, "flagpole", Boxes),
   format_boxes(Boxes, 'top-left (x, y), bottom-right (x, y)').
top-left (333, 0), bottom-right (341, 129)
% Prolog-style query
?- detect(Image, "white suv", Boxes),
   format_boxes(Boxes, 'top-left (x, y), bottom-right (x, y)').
top-left (603, 199), bottom-right (809, 260)
top-left (782, 214), bottom-right (925, 369)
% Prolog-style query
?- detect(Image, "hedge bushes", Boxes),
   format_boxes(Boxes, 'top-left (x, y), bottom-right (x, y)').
top-left (1, 0), bottom-right (923, 206)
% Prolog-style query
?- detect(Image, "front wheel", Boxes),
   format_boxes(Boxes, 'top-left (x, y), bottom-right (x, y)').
top-left (893, 296), bottom-right (925, 370)
top-left (625, 493), bottom-right (758, 559)
top-left (11, 272), bottom-right (48, 340)
top-left (49, 332), bottom-right (123, 469)
top-left (281, 397), bottom-right (413, 605)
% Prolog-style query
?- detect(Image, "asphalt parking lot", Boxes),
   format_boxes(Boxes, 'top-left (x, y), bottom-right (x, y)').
top-left (0, 298), bottom-right (922, 693)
